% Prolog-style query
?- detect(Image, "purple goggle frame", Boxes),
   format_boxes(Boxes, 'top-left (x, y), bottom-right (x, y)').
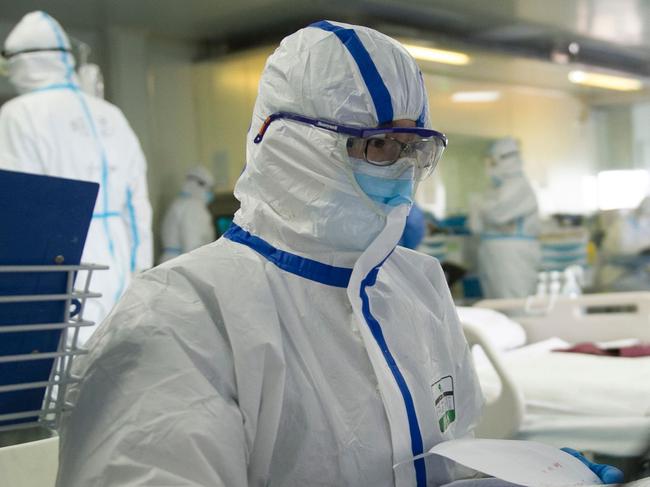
top-left (253, 111), bottom-right (448, 147)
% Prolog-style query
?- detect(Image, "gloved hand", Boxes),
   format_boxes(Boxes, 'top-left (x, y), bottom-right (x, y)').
top-left (561, 447), bottom-right (624, 484)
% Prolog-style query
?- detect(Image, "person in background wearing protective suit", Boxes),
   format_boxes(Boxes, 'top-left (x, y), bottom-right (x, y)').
top-left (78, 62), bottom-right (104, 99)
top-left (0, 11), bottom-right (153, 343)
top-left (469, 137), bottom-right (541, 299)
top-left (159, 165), bottom-right (216, 263)
top-left (56, 22), bottom-right (622, 487)
top-left (600, 195), bottom-right (650, 291)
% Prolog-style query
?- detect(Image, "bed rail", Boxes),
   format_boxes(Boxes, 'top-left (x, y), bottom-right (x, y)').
top-left (475, 292), bottom-right (650, 343)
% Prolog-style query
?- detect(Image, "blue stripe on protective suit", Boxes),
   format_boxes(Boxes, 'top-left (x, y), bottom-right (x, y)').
top-left (41, 12), bottom-right (126, 299)
top-left (41, 12), bottom-right (74, 80)
top-left (33, 82), bottom-right (78, 93)
top-left (359, 259), bottom-right (427, 487)
top-left (226, 221), bottom-right (427, 485)
top-left (126, 188), bottom-right (140, 272)
top-left (310, 21), bottom-right (394, 124)
top-left (92, 212), bottom-right (121, 219)
top-left (41, 13), bottom-right (113, 256)
top-left (224, 224), bottom-right (352, 288)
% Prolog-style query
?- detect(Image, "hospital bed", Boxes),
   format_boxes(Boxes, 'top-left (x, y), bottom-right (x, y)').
top-left (460, 292), bottom-right (650, 458)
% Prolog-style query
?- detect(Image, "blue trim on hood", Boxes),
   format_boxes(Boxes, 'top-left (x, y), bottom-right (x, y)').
top-left (224, 223), bottom-right (352, 288)
top-left (311, 21), bottom-right (394, 125)
top-left (41, 12), bottom-right (74, 81)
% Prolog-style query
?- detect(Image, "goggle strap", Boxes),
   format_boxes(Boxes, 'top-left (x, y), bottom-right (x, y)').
top-left (2, 47), bottom-right (72, 59)
top-left (254, 114), bottom-right (280, 144)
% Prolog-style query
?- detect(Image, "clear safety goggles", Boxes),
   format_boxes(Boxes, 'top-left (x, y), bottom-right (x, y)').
top-left (0, 47), bottom-right (73, 77)
top-left (254, 111), bottom-right (448, 181)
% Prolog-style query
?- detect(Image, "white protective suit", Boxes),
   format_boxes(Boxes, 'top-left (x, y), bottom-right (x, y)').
top-left (600, 196), bottom-right (650, 290)
top-left (159, 166), bottom-right (216, 263)
top-left (0, 12), bottom-right (153, 340)
top-left (57, 21), bottom-right (483, 487)
top-left (470, 138), bottom-right (540, 299)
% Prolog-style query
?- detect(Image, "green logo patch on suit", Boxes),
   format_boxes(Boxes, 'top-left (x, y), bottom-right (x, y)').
top-left (432, 375), bottom-right (456, 433)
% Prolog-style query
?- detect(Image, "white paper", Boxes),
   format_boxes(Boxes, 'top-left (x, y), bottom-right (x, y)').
top-left (395, 439), bottom-right (604, 487)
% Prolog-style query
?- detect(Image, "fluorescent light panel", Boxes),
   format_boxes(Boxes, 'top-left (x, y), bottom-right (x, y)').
top-left (402, 44), bottom-right (470, 65)
top-left (568, 70), bottom-right (642, 91)
top-left (451, 91), bottom-right (501, 103)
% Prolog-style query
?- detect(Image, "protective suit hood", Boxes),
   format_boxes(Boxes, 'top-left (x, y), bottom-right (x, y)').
top-left (182, 165), bottom-right (214, 199)
top-left (487, 136), bottom-right (523, 181)
top-left (4, 11), bottom-right (77, 94)
top-left (233, 21), bottom-right (430, 267)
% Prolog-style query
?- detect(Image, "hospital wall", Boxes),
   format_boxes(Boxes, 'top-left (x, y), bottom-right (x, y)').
top-left (420, 75), bottom-right (599, 216)
top-left (105, 27), bottom-right (201, 259)
top-left (193, 47), bottom-right (272, 192)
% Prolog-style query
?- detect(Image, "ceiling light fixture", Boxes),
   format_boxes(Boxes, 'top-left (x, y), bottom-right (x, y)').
top-left (451, 91), bottom-right (501, 103)
top-left (402, 43), bottom-right (470, 65)
top-left (568, 70), bottom-right (642, 91)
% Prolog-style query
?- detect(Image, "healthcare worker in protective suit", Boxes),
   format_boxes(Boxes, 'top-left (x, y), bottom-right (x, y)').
top-left (600, 195), bottom-right (650, 291)
top-left (470, 137), bottom-right (541, 299)
top-left (78, 62), bottom-right (104, 99)
top-left (159, 165), bottom-right (216, 263)
top-left (0, 12), bottom-right (153, 342)
top-left (56, 22), bottom-right (621, 487)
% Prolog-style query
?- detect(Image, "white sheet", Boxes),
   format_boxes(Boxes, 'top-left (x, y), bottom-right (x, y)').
top-left (472, 338), bottom-right (650, 455)
top-left (474, 338), bottom-right (650, 418)
top-left (518, 414), bottom-right (650, 457)
top-left (427, 439), bottom-right (602, 487)
top-left (458, 307), bottom-right (527, 351)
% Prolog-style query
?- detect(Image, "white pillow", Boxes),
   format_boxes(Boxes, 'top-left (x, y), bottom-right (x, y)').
top-left (456, 306), bottom-right (527, 350)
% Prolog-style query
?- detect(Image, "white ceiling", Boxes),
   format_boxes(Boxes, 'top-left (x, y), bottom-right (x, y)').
top-left (1, 0), bottom-right (323, 40)
top-left (3, 0), bottom-right (650, 49)
top-left (3, 0), bottom-right (650, 101)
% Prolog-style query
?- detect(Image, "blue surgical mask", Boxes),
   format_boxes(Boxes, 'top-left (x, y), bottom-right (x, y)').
top-left (204, 190), bottom-right (215, 204)
top-left (350, 158), bottom-right (414, 210)
top-left (354, 172), bottom-right (414, 207)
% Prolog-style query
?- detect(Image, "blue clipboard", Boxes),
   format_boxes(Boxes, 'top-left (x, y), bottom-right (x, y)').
top-left (0, 169), bottom-right (98, 427)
